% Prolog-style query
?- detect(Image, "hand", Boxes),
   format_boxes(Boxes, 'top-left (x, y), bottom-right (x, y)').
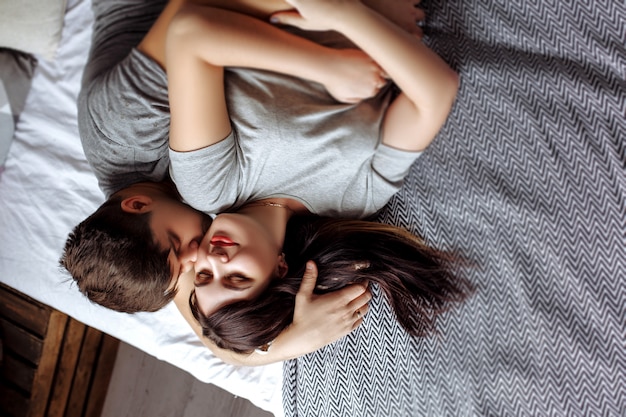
top-left (269, 9), bottom-right (334, 32)
top-left (280, 261), bottom-right (371, 356)
top-left (275, 0), bottom-right (361, 31)
top-left (270, 5), bottom-right (388, 103)
top-left (271, 0), bottom-right (425, 39)
top-left (321, 49), bottom-right (388, 103)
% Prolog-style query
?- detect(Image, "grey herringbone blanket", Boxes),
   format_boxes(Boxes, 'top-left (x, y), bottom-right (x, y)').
top-left (283, 0), bottom-right (625, 415)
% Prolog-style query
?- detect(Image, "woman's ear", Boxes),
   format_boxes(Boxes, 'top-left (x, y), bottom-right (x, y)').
top-left (120, 195), bottom-right (154, 213)
top-left (276, 253), bottom-right (289, 279)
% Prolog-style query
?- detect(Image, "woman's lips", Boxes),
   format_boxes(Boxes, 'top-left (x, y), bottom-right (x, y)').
top-left (210, 235), bottom-right (236, 247)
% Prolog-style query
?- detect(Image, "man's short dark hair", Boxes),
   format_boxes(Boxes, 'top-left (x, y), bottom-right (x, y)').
top-left (60, 196), bottom-right (175, 313)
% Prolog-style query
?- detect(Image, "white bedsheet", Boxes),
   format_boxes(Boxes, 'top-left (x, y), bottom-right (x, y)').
top-left (0, 0), bottom-right (283, 414)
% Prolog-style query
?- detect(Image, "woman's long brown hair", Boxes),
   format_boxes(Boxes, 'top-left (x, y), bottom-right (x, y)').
top-left (191, 216), bottom-right (474, 353)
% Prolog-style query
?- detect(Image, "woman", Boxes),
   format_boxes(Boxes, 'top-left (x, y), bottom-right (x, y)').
top-left (194, 216), bottom-right (474, 353)
top-left (165, 0), bottom-right (462, 354)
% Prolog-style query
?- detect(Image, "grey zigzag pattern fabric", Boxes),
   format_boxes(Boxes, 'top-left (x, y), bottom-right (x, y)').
top-left (282, 0), bottom-right (625, 416)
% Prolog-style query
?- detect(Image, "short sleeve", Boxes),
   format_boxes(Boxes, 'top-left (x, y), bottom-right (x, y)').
top-left (341, 144), bottom-right (422, 217)
top-left (371, 144), bottom-right (422, 185)
top-left (168, 131), bottom-right (241, 214)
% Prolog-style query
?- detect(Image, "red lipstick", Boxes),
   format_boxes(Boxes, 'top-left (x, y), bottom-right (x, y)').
top-left (210, 235), bottom-right (236, 247)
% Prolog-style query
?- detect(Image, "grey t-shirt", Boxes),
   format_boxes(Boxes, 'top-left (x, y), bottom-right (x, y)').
top-left (78, 0), bottom-right (171, 197)
top-left (79, 49), bottom-right (171, 197)
top-left (78, 0), bottom-right (420, 211)
top-left (169, 67), bottom-right (421, 218)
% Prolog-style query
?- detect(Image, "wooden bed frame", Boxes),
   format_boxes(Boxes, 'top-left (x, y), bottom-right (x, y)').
top-left (0, 283), bottom-right (119, 417)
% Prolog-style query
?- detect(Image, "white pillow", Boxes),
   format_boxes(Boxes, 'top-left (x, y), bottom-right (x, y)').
top-left (0, 0), bottom-right (68, 60)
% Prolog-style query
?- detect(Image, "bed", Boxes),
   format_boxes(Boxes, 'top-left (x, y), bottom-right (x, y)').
top-left (1, 0), bottom-right (624, 416)
top-left (0, 0), bottom-right (283, 415)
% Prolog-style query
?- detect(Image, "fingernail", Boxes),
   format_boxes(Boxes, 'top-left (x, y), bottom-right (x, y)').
top-left (270, 16), bottom-right (279, 24)
top-left (306, 261), bottom-right (313, 270)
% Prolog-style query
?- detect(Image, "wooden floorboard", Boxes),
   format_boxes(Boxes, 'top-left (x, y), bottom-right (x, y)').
top-left (101, 342), bottom-right (274, 417)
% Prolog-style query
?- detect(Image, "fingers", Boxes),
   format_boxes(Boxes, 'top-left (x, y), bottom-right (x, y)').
top-left (354, 304), bottom-right (369, 319)
top-left (335, 281), bottom-right (369, 303)
top-left (338, 96), bottom-right (364, 104)
top-left (269, 11), bottom-right (305, 28)
top-left (348, 287), bottom-right (371, 314)
top-left (351, 304), bottom-right (369, 330)
top-left (296, 261), bottom-right (318, 296)
top-left (352, 317), bottom-right (364, 330)
top-left (346, 284), bottom-right (371, 329)
top-left (374, 79), bottom-right (388, 92)
top-left (343, 72), bottom-right (386, 104)
top-left (270, 10), bottom-right (332, 31)
top-left (341, 79), bottom-right (387, 104)
top-left (350, 282), bottom-right (371, 328)
top-left (412, 3), bottom-right (426, 39)
top-left (296, 266), bottom-right (372, 334)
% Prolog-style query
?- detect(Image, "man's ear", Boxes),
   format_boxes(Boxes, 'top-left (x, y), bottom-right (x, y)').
top-left (277, 253), bottom-right (289, 279)
top-left (120, 195), bottom-right (154, 213)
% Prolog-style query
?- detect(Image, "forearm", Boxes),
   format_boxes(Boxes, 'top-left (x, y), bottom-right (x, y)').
top-left (327, 3), bottom-right (458, 119)
top-left (187, 0), bottom-right (291, 19)
top-left (139, 0), bottom-right (292, 68)
top-left (166, 4), bottom-right (342, 151)
top-left (173, 4), bottom-right (336, 86)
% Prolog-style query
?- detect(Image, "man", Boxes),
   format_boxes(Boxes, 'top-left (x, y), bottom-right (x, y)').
top-left (61, 0), bottom-right (212, 313)
top-left (61, 0), bottom-right (383, 365)
top-left (62, 0), bottom-right (425, 314)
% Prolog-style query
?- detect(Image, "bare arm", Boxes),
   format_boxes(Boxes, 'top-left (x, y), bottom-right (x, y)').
top-left (174, 262), bottom-right (370, 366)
top-left (138, 0), bottom-right (292, 67)
top-left (166, 4), bottom-right (386, 152)
top-left (273, 0), bottom-right (460, 152)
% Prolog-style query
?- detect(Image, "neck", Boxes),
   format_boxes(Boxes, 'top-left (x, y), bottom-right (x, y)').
top-left (237, 199), bottom-right (297, 250)
top-left (241, 198), bottom-right (308, 215)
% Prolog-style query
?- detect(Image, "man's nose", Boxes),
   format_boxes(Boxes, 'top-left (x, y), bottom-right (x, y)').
top-left (179, 240), bottom-right (199, 273)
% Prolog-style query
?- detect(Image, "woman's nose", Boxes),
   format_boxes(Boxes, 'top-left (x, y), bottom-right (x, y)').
top-left (208, 245), bottom-right (230, 263)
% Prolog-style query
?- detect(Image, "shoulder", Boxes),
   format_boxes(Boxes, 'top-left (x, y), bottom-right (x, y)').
top-left (79, 49), bottom-right (169, 151)
top-left (169, 131), bottom-right (241, 213)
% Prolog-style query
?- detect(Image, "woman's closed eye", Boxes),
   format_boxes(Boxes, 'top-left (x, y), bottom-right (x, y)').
top-left (195, 270), bottom-right (213, 286)
top-left (195, 270), bottom-right (252, 291)
top-left (227, 275), bottom-right (249, 285)
top-left (224, 274), bottom-right (253, 290)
